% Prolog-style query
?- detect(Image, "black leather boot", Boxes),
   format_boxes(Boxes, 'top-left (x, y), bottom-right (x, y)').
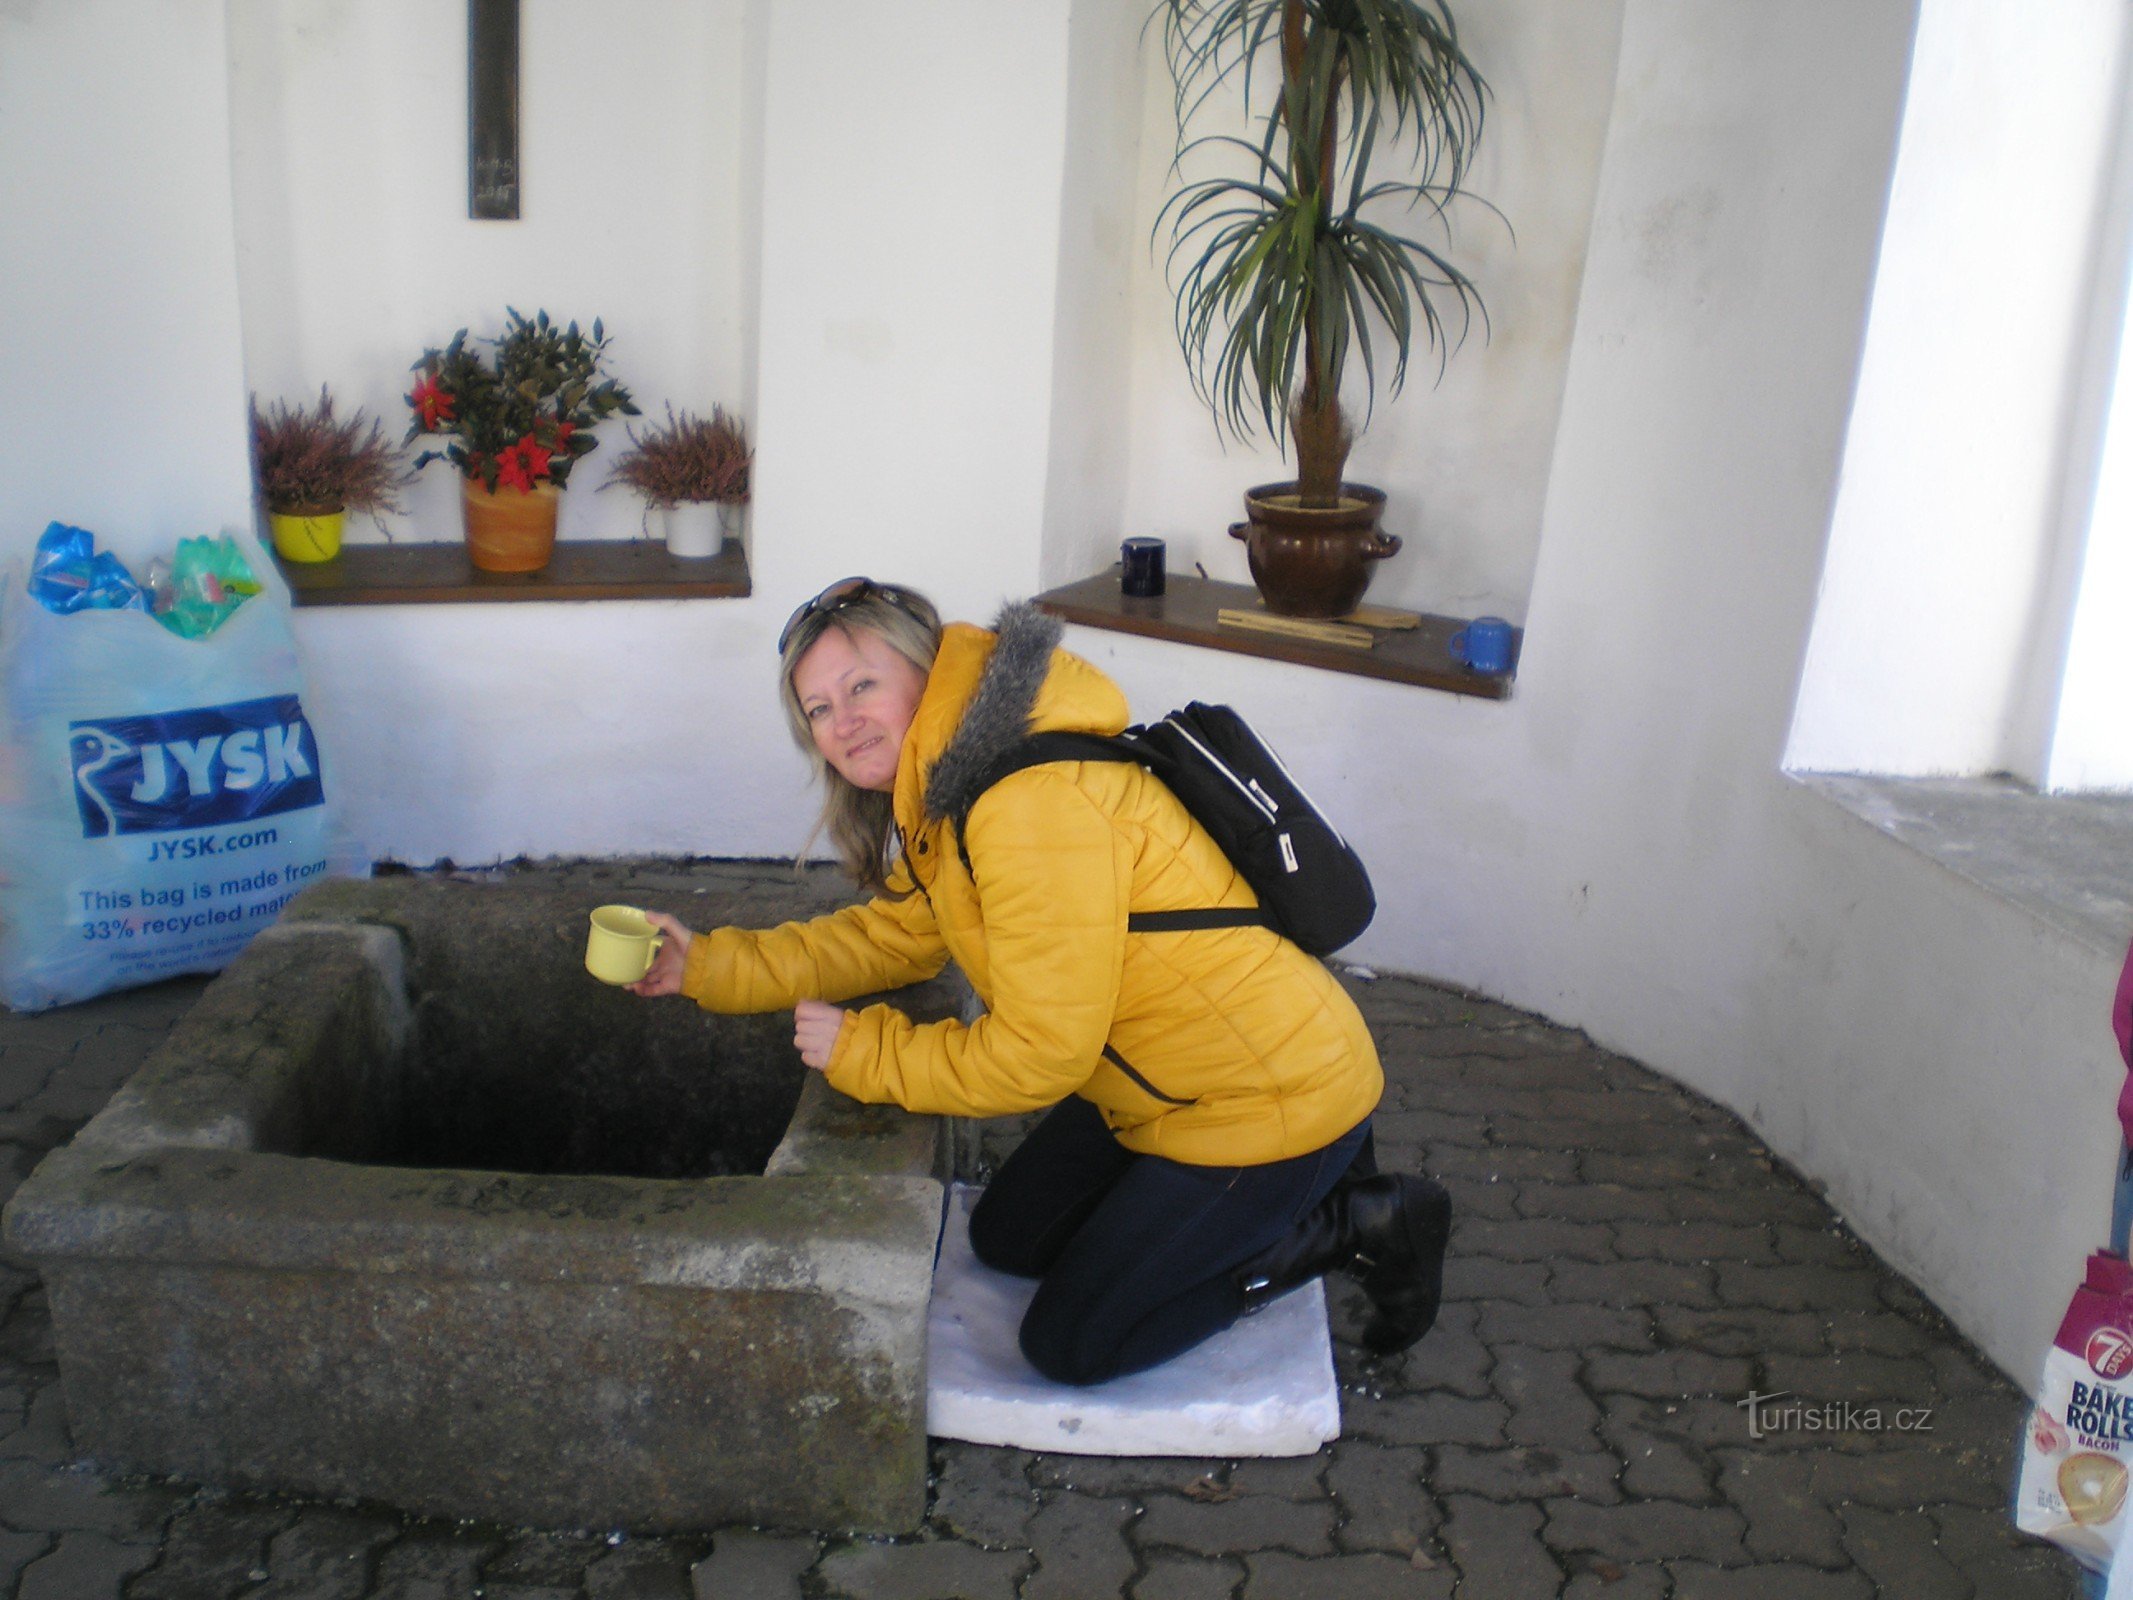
top-left (1236, 1173), bottom-right (1452, 1355)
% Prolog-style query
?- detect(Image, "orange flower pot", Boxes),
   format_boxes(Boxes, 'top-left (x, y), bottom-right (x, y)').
top-left (462, 480), bottom-right (561, 573)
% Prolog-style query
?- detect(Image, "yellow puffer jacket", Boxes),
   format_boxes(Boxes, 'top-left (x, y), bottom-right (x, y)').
top-left (680, 601), bottom-right (1382, 1165)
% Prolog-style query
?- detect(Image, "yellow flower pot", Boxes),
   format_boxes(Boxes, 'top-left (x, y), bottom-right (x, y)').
top-left (268, 508), bottom-right (346, 564)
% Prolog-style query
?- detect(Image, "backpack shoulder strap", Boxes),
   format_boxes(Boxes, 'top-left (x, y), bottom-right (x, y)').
top-left (996, 730), bottom-right (1135, 776)
top-left (948, 731), bottom-right (1272, 935)
top-left (949, 732), bottom-right (1134, 876)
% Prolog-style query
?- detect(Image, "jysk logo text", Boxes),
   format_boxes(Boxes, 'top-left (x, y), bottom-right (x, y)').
top-left (70, 695), bottom-right (324, 838)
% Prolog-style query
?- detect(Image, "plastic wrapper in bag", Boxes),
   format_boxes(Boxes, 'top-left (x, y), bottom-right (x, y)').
top-left (155, 534), bottom-right (263, 639)
top-left (2017, 1250), bottom-right (2133, 1571)
top-left (0, 537), bottom-right (366, 1011)
top-left (27, 522), bottom-right (145, 615)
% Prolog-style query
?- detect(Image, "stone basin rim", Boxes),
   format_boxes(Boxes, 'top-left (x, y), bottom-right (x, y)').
top-left (5, 1142), bottom-right (945, 1299)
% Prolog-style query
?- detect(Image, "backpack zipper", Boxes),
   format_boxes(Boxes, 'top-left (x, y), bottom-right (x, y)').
top-left (1157, 716), bottom-right (1279, 825)
top-left (1242, 723), bottom-right (1352, 850)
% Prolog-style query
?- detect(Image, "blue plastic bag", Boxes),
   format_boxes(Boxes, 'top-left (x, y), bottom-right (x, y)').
top-left (0, 537), bottom-right (365, 1010)
top-left (27, 522), bottom-right (146, 615)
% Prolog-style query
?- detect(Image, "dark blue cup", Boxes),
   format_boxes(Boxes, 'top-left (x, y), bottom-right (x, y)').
top-left (1120, 537), bottom-right (1166, 597)
top-left (1449, 615), bottom-right (1514, 674)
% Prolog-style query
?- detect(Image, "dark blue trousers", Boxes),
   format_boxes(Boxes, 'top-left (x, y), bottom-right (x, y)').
top-left (968, 1095), bottom-right (1373, 1386)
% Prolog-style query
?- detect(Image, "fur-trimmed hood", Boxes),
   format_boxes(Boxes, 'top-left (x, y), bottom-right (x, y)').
top-left (903, 600), bottom-right (1130, 828)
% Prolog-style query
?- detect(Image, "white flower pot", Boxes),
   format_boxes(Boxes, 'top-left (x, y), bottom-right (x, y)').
top-left (663, 501), bottom-right (721, 558)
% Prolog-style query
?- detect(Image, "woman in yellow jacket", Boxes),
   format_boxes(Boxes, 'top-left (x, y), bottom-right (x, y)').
top-left (632, 577), bottom-right (1450, 1384)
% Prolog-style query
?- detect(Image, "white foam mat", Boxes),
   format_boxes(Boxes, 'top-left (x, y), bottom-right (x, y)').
top-left (925, 1183), bottom-right (1342, 1457)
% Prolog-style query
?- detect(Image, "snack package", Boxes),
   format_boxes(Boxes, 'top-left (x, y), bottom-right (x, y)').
top-left (2017, 1251), bottom-right (2133, 1570)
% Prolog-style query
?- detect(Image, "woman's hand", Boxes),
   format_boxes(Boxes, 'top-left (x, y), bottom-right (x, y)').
top-left (794, 1000), bottom-right (849, 1071)
top-left (627, 912), bottom-right (696, 997)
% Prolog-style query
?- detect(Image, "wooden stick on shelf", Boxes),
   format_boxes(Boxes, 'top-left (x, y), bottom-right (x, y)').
top-left (1215, 608), bottom-right (1376, 650)
top-left (1252, 598), bottom-right (1421, 630)
top-left (1340, 603), bottom-right (1422, 631)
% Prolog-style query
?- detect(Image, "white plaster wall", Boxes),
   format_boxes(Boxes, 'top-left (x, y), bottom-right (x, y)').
top-left (1115, 0), bottom-right (1626, 620)
top-left (746, 0), bottom-right (1074, 628)
top-left (1072, 0), bottom-right (2128, 1382)
top-left (1788, 0), bottom-right (2128, 779)
top-left (226, 0), bottom-right (755, 546)
top-left (8, 0), bottom-right (2128, 1383)
top-left (218, 0), bottom-right (789, 863)
top-left (0, 0), bottom-right (253, 570)
top-left (1037, 0), bottom-right (1149, 590)
top-left (262, 0), bottom-right (1093, 862)
top-left (2046, 212), bottom-right (2133, 792)
top-left (2053, 432), bottom-right (2133, 790)
top-left (170, 0), bottom-right (1617, 864)
top-left (290, 598), bottom-right (811, 864)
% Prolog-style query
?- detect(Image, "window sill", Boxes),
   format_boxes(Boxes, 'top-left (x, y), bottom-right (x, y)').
top-left (1032, 571), bottom-right (1518, 698)
top-left (276, 538), bottom-right (750, 608)
top-left (1794, 772), bottom-right (2133, 957)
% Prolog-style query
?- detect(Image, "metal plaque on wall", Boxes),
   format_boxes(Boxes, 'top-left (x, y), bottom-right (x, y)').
top-left (468, 0), bottom-right (519, 220)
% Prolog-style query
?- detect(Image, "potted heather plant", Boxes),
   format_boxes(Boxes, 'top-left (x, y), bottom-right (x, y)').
top-left (250, 388), bottom-right (410, 564)
top-left (1156, 0), bottom-right (1495, 616)
top-left (405, 309), bottom-right (638, 573)
top-left (605, 405), bottom-right (752, 557)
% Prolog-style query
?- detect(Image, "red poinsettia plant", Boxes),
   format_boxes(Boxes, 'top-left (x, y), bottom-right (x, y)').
top-left (405, 309), bottom-right (637, 493)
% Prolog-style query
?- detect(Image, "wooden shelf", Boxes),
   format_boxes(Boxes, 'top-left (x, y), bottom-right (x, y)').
top-left (1033, 571), bottom-right (1517, 698)
top-left (277, 538), bottom-right (750, 607)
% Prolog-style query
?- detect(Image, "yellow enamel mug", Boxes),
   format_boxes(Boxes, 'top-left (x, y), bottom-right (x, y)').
top-left (585, 905), bottom-right (664, 984)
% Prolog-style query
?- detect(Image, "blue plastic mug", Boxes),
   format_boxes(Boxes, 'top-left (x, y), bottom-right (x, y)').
top-left (1449, 616), bottom-right (1514, 675)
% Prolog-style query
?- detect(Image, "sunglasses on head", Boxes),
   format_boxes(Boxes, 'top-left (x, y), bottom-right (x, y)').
top-left (778, 577), bottom-right (923, 656)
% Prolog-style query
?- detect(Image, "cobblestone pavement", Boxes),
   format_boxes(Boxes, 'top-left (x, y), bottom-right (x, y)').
top-left (0, 861), bottom-right (2088, 1598)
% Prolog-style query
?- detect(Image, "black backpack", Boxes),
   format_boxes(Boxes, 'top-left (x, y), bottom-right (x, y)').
top-left (949, 702), bottom-right (1375, 955)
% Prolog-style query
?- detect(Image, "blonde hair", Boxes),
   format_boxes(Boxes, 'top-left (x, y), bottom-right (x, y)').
top-left (777, 582), bottom-right (942, 892)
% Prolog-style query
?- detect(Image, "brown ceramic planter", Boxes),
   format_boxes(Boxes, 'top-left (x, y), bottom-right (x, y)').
top-left (462, 481), bottom-right (561, 573)
top-left (1229, 482), bottom-right (1401, 618)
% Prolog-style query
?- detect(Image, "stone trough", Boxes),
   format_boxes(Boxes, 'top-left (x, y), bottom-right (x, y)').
top-left (2, 873), bottom-right (964, 1534)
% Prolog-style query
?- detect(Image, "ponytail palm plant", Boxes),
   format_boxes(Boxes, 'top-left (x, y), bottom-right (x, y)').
top-left (1156, 0), bottom-right (1493, 509)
